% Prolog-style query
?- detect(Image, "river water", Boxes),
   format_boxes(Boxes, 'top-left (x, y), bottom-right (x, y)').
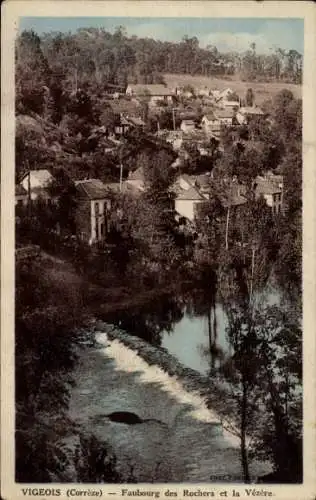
top-left (68, 295), bottom-right (276, 482)
top-left (161, 286), bottom-right (281, 376)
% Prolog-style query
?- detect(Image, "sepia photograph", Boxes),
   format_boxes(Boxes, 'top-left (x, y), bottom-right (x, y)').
top-left (2, 2), bottom-right (316, 498)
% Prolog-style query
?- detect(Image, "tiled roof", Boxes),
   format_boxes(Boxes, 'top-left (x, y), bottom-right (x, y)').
top-left (75, 179), bottom-right (110, 200)
top-left (176, 186), bottom-right (205, 201)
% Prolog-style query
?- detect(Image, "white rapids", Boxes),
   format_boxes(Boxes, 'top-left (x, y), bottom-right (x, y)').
top-left (68, 331), bottom-right (270, 482)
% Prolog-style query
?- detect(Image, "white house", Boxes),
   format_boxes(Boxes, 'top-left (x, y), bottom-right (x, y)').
top-left (172, 174), bottom-right (207, 221)
top-left (201, 112), bottom-right (221, 135)
top-left (20, 169), bottom-right (56, 203)
top-left (75, 179), bottom-right (111, 245)
top-left (175, 186), bottom-right (207, 221)
top-left (201, 109), bottom-right (235, 133)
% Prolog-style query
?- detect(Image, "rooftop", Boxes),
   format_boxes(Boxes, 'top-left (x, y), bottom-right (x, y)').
top-left (176, 186), bottom-right (206, 201)
top-left (21, 169), bottom-right (54, 187)
top-left (221, 100), bottom-right (240, 107)
top-left (181, 119), bottom-right (195, 126)
top-left (75, 179), bottom-right (110, 200)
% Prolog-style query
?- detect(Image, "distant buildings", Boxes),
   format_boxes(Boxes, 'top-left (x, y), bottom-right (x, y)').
top-left (126, 84), bottom-right (175, 106)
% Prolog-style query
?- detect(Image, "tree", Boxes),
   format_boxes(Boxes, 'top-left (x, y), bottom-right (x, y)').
top-left (245, 88), bottom-right (254, 107)
top-left (221, 302), bottom-right (302, 483)
top-left (16, 30), bottom-right (51, 115)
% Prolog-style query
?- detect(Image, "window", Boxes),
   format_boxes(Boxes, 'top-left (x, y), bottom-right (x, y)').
top-left (95, 202), bottom-right (99, 215)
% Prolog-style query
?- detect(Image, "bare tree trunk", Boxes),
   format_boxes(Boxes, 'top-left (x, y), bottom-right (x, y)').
top-left (241, 377), bottom-right (251, 483)
top-left (249, 246), bottom-right (256, 301)
top-left (207, 306), bottom-right (212, 347)
top-left (225, 206), bottom-right (230, 250)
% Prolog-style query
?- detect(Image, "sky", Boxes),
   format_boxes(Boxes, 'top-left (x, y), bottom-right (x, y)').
top-left (19, 17), bottom-right (304, 55)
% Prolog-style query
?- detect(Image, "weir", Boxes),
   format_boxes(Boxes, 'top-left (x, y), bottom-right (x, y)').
top-left (68, 321), bottom-right (271, 482)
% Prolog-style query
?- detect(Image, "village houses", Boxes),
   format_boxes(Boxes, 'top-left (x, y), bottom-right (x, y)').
top-left (126, 84), bottom-right (175, 107)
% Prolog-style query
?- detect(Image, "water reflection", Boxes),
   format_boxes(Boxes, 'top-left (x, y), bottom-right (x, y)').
top-left (161, 304), bottom-right (230, 376)
top-left (100, 281), bottom-right (281, 377)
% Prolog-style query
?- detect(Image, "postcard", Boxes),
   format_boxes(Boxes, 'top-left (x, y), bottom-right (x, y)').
top-left (1, 1), bottom-right (316, 499)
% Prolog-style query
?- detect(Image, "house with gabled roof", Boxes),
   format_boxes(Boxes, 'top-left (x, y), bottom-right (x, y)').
top-left (172, 174), bottom-right (208, 221)
top-left (74, 178), bottom-right (111, 244)
top-left (175, 186), bottom-right (207, 221)
top-left (236, 106), bottom-right (265, 125)
top-left (126, 84), bottom-right (175, 106)
top-left (20, 169), bottom-right (57, 204)
top-left (254, 173), bottom-right (283, 214)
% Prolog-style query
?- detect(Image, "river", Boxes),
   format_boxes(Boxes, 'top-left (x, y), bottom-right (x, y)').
top-left (67, 286), bottom-right (280, 482)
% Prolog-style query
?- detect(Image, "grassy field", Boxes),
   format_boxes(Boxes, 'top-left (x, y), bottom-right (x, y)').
top-left (163, 73), bottom-right (302, 106)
